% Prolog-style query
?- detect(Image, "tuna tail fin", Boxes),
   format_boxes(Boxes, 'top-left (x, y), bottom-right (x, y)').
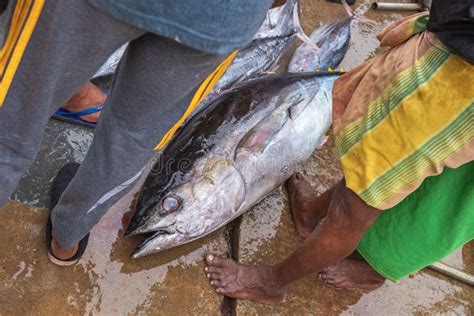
top-left (267, 0), bottom-right (296, 29)
top-left (292, 1), bottom-right (319, 50)
top-left (341, 0), bottom-right (354, 17)
top-left (342, 0), bottom-right (377, 25)
top-left (353, 13), bottom-right (377, 25)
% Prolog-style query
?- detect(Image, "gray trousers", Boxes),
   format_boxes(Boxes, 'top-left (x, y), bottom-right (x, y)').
top-left (0, 0), bottom-right (223, 248)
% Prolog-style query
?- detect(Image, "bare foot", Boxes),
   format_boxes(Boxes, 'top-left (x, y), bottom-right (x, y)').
top-left (204, 254), bottom-right (286, 305)
top-left (319, 258), bottom-right (385, 291)
top-left (61, 82), bottom-right (107, 123)
top-left (286, 173), bottom-right (328, 238)
top-left (51, 238), bottom-right (79, 260)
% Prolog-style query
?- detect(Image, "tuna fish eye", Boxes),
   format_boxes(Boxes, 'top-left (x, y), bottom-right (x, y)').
top-left (162, 196), bottom-right (181, 212)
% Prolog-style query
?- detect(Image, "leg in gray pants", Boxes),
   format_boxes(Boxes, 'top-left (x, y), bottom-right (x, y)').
top-left (0, 0), bottom-right (223, 249)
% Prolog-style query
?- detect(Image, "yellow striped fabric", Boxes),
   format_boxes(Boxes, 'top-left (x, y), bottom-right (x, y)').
top-left (336, 39), bottom-right (474, 209)
top-left (377, 12), bottom-right (429, 48)
top-left (0, 0), bottom-right (44, 107)
top-left (154, 50), bottom-right (238, 150)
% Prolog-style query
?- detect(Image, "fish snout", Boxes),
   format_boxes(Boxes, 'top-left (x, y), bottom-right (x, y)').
top-left (131, 229), bottom-right (182, 258)
top-left (125, 210), bottom-right (170, 236)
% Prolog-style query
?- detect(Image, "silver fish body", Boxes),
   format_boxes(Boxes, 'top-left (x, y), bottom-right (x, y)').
top-left (127, 72), bottom-right (338, 258)
top-left (206, 34), bottom-right (296, 99)
top-left (288, 17), bottom-right (352, 72)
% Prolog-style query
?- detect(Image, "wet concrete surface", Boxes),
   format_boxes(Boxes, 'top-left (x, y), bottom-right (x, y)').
top-left (443, 242), bottom-right (474, 276)
top-left (1, 0), bottom-right (473, 314)
top-left (0, 189), bottom-right (227, 315)
top-left (12, 76), bottom-right (110, 208)
top-left (1, 137), bottom-right (472, 315)
top-left (12, 120), bottom-right (93, 207)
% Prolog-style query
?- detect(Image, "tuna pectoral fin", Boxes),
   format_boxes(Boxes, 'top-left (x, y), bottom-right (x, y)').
top-left (235, 95), bottom-right (311, 157)
top-left (288, 96), bottom-right (310, 121)
top-left (236, 110), bottom-right (289, 156)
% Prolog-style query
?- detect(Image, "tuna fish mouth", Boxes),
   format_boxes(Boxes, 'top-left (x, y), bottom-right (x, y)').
top-left (124, 218), bottom-right (147, 236)
top-left (125, 215), bottom-right (176, 237)
top-left (131, 230), bottom-right (175, 258)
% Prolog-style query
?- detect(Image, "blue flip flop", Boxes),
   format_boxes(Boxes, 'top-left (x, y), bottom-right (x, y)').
top-left (52, 88), bottom-right (109, 128)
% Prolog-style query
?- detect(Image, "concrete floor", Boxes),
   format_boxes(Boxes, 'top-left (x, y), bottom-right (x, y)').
top-left (1, 0), bottom-right (473, 315)
top-left (12, 120), bottom-right (93, 206)
top-left (0, 195), bottom-right (228, 314)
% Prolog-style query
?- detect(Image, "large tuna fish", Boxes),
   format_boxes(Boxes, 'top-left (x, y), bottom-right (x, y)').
top-left (126, 72), bottom-right (339, 257)
top-left (288, 0), bottom-right (356, 72)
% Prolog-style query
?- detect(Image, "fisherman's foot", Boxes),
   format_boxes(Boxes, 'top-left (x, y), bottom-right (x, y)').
top-left (319, 258), bottom-right (385, 291)
top-left (61, 82), bottom-right (107, 123)
top-left (205, 255), bottom-right (286, 305)
top-left (47, 162), bottom-right (89, 266)
top-left (50, 237), bottom-right (79, 261)
top-left (286, 173), bottom-right (327, 238)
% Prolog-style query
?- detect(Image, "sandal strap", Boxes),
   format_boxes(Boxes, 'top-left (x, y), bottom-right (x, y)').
top-left (55, 104), bottom-right (103, 117)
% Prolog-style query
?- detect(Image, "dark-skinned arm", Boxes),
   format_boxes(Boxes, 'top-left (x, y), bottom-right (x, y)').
top-left (273, 179), bottom-right (380, 286)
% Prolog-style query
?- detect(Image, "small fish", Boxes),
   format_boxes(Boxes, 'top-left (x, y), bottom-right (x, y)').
top-left (201, 33), bottom-right (296, 104)
top-left (288, 0), bottom-right (359, 72)
top-left (254, 0), bottom-right (298, 39)
top-left (126, 72), bottom-right (339, 257)
top-left (192, 0), bottom-right (317, 113)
